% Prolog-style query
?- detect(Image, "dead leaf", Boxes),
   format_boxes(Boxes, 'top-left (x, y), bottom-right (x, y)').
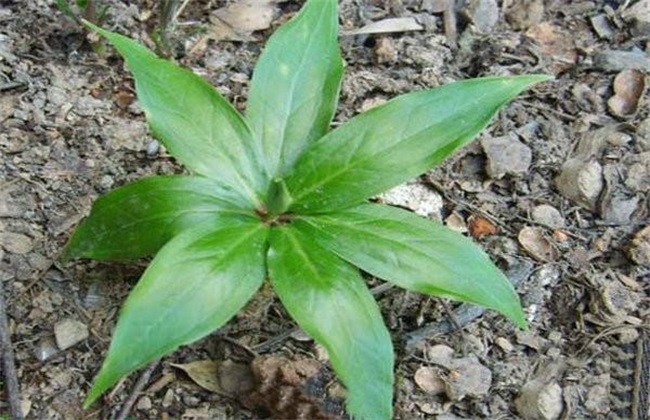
top-left (414, 366), bottom-right (445, 395)
top-left (518, 226), bottom-right (558, 262)
top-left (628, 225), bottom-right (650, 266)
top-left (525, 22), bottom-right (577, 72)
top-left (115, 89), bottom-right (135, 110)
top-left (552, 230), bottom-right (569, 243)
top-left (468, 215), bottom-right (498, 238)
top-left (342, 17), bottom-right (423, 36)
top-left (607, 69), bottom-right (646, 117)
top-left (217, 359), bottom-right (255, 394)
top-left (210, 0), bottom-right (279, 42)
top-left (445, 212), bottom-right (468, 233)
top-left (171, 360), bottom-right (221, 393)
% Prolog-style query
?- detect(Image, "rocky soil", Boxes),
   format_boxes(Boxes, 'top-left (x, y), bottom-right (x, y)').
top-left (1, 0), bottom-right (649, 419)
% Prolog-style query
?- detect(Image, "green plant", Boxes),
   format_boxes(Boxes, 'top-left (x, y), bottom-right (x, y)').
top-left (66, 1), bottom-right (550, 418)
top-left (57, 0), bottom-right (109, 26)
top-left (57, 0), bottom-right (110, 54)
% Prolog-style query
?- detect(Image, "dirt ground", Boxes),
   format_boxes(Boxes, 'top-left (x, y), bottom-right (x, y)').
top-left (1, 0), bottom-right (649, 419)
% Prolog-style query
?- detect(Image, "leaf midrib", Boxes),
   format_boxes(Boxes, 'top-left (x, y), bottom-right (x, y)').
top-left (276, 228), bottom-right (378, 406)
top-left (301, 214), bottom-right (498, 304)
top-left (134, 222), bottom-right (265, 349)
top-left (289, 89), bottom-right (497, 205)
top-left (265, 4), bottom-right (330, 177)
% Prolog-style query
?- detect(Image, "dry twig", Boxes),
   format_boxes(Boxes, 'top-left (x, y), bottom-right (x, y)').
top-left (403, 259), bottom-right (535, 351)
top-left (0, 278), bottom-right (23, 419)
top-left (114, 360), bottom-right (160, 420)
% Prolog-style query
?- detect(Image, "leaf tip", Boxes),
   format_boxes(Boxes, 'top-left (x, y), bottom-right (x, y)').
top-left (82, 383), bottom-right (102, 410)
top-left (529, 73), bottom-right (554, 81)
top-left (82, 363), bottom-right (117, 410)
top-left (59, 249), bottom-right (73, 265)
top-left (505, 299), bottom-right (528, 330)
top-left (60, 230), bottom-right (85, 264)
top-left (516, 73), bottom-right (554, 86)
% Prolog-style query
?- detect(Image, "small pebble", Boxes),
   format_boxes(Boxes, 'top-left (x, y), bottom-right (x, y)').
top-left (146, 139), bottom-right (160, 157)
top-left (444, 212), bottom-right (468, 233)
top-left (555, 159), bottom-right (603, 210)
top-left (34, 337), bottom-right (59, 362)
top-left (621, 0), bottom-right (650, 37)
top-left (427, 344), bottom-right (454, 367)
top-left (443, 356), bottom-right (492, 400)
top-left (547, 331), bottom-right (562, 343)
top-left (99, 175), bottom-right (114, 190)
top-left (416, 401), bottom-right (443, 415)
top-left (54, 318), bottom-right (89, 350)
top-left (505, 0), bottom-right (544, 30)
top-left (546, 347), bottom-right (562, 358)
top-left (414, 366), bottom-right (445, 395)
top-left (0, 232), bottom-right (34, 255)
top-left (290, 329), bottom-right (312, 342)
top-left (625, 159), bottom-right (650, 193)
top-left (463, 0), bottom-right (499, 33)
top-left (593, 49), bottom-right (650, 72)
top-left (606, 131), bottom-right (632, 146)
top-left (590, 15), bottom-right (614, 40)
top-left (607, 69), bottom-right (646, 117)
top-left (379, 182), bottom-right (443, 220)
top-left (530, 265), bottom-right (560, 288)
top-left (516, 380), bottom-right (563, 420)
top-left (495, 337), bottom-right (514, 353)
top-left (532, 205), bottom-right (565, 229)
top-left (375, 37), bottom-right (397, 63)
top-left (136, 396), bottom-right (153, 410)
top-left (481, 134), bottom-right (532, 179)
top-left (162, 389), bottom-right (175, 407)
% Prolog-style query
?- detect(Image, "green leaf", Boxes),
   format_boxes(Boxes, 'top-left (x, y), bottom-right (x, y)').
top-left (63, 176), bottom-right (252, 262)
top-left (84, 218), bottom-right (268, 407)
top-left (295, 203), bottom-right (526, 328)
top-left (268, 225), bottom-right (393, 420)
top-left (246, 0), bottom-right (343, 178)
top-left (85, 22), bottom-right (265, 206)
top-left (285, 75), bottom-right (552, 213)
top-left (265, 178), bottom-right (293, 216)
top-left (56, 0), bottom-right (76, 20)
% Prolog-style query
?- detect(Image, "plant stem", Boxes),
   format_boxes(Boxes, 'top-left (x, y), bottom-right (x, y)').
top-left (266, 178), bottom-right (292, 217)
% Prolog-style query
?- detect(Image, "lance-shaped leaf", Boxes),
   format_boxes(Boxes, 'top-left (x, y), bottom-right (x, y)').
top-left (86, 22), bottom-right (265, 206)
top-left (295, 203), bottom-right (526, 328)
top-left (84, 218), bottom-right (268, 407)
top-left (286, 75), bottom-right (552, 213)
top-left (63, 176), bottom-right (252, 261)
top-left (246, 0), bottom-right (343, 178)
top-left (268, 226), bottom-right (393, 420)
